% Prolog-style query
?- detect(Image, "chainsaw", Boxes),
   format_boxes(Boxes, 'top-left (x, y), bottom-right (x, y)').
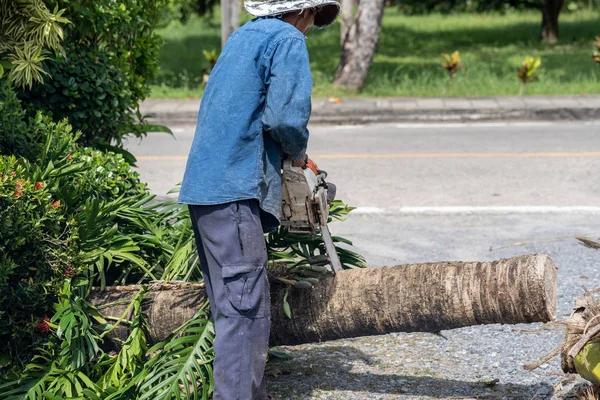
top-left (280, 159), bottom-right (343, 273)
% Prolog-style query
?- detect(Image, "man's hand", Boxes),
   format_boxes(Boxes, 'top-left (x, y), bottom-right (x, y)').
top-left (293, 155), bottom-right (319, 175)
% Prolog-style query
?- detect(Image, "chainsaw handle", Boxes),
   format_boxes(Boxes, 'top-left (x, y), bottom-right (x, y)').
top-left (284, 157), bottom-right (319, 176)
top-left (306, 158), bottom-right (319, 175)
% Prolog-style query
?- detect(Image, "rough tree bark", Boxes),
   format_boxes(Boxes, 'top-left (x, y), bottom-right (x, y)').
top-left (332, 0), bottom-right (385, 91)
top-left (540, 0), bottom-right (564, 43)
top-left (220, 0), bottom-right (240, 48)
top-left (340, 0), bottom-right (355, 46)
top-left (91, 254), bottom-right (557, 348)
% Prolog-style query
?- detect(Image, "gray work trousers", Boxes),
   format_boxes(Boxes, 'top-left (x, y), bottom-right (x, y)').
top-left (189, 200), bottom-right (271, 400)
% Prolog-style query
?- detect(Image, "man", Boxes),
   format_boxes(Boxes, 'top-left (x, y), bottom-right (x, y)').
top-left (178, 1), bottom-right (341, 399)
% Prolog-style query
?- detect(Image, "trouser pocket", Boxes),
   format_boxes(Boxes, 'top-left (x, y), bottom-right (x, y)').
top-left (223, 265), bottom-right (268, 318)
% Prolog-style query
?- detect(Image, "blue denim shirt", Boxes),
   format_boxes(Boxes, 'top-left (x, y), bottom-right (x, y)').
top-left (178, 17), bottom-right (311, 231)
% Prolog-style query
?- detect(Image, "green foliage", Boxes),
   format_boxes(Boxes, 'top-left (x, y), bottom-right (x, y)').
top-left (394, 0), bottom-right (598, 14)
top-left (19, 46), bottom-right (145, 150)
top-left (518, 55), bottom-right (542, 94)
top-left (442, 50), bottom-right (463, 78)
top-left (394, 0), bottom-right (542, 14)
top-left (0, 285), bottom-right (212, 399)
top-left (162, 0), bottom-right (220, 24)
top-left (267, 201), bottom-right (367, 291)
top-left (0, 0), bottom-right (69, 88)
top-left (0, 81), bottom-right (28, 154)
top-left (0, 83), bottom-right (193, 374)
top-left (139, 308), bottom-right (214, 399)
top-left (518, 55), bottom-right (542, 82)
top-left (153, 9), bottom-right (600, 98)
top-left (1, 78), bottom-right (366, 398)
top-left (14, 0), bottom-right (171, 150)
top-left (98, 289), bottom-right (148, 392)
top-left (1, 62), bottom-right (367, 400)
top-left (202, 49), bottom-right (219, 87)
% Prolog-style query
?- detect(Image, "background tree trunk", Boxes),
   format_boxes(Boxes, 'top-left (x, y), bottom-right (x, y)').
top-left (91, 254), bottom-right (557, 348)
top-left (540, 0), bottom-right (564, 43)
top-left (220, 0), bottom-right (240, 48)
top-left (333, 0), bottom-right (385, 91)
top-left (340, 0), bottom-right (355, 46)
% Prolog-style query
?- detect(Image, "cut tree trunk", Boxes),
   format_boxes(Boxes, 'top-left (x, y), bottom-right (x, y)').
top-left (90, 254), bottom-right (557, 349)
top-left (220, 0), bottom-right (240, 48)
top-left (332, 0), bottom-right (385, 91)
top-left (540, 0), bottom-right (564, 43)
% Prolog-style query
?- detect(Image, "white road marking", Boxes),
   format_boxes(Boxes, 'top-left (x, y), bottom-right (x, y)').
top-left (353, 206), bottom-right (600, 215)
top-left (137, 151), bottom-right (600, 161)
top-left (333, 125), bottom-right (366, 130)
top-left (352, 207), bottom-right (384, 214)
top-left (394, 122), bottom-right (554, 129)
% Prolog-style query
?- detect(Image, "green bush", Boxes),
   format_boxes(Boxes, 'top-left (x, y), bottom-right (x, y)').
top-left (0, 82), bottom-right (190, 372)
top-left (16, 0), bottom-right (169, 150)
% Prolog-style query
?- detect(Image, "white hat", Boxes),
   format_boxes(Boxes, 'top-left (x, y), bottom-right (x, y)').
top-left (244, 0), bottom-right (341, 28)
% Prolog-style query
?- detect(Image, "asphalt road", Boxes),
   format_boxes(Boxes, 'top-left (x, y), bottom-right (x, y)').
top-left (126, 120), bottom-right (600, 265)
top-left (126, 120), bottom-right (600, 399)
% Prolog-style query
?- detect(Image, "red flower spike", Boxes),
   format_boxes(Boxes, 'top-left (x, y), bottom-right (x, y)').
top-left (35, 317), bottom-right (51, 334)
top-left (50, 200), bottom-right (61, 208)
top-left (35, 182), bottom-right (44, 191)
top-left (13, 181), bottom-right (23, 199)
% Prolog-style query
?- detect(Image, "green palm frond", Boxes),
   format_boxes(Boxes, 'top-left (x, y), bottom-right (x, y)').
top-left (0, 358), bottom-right (100, 400)
top-left (0, 300), bottom-right (102, 400)
top-left (99, 288), bottom-right (148, 391)
top-left (161, 233), bottom-right (201, 281)
top-left (267, 200), bottom-right (367, 272)
top-left (139, 306), bottom-right (215, 400)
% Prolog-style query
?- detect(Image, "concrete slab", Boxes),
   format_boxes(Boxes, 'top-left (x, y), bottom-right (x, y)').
top-left (442, 98), bottom-right (472, 109)
top-left (390, 99), bottom-right (419, 110)
top-left (522, 96), bottom-right (554, 109)
top-left (416, 98), bottom-right (445, 109)
top-left (494, 96), bottom-right (526, 109)
top-left (469, 98), bottom-right (500, 109)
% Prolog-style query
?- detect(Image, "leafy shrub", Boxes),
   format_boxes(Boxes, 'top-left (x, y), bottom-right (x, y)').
top-left (16, 0), bottom-right (170, 150)
top-left (0, 83), bottom-right (193, 373)
top-left (518, 56), bottom-right (541, 94)
top-left (0, 81), bottom-right (28, 154)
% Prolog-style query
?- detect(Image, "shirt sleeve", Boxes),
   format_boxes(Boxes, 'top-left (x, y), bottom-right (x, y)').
top-left (262, 37), bottom-right (312, 164)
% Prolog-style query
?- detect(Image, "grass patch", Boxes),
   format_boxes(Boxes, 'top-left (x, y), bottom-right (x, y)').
top-left (151, 9), bottom-right (600, 98)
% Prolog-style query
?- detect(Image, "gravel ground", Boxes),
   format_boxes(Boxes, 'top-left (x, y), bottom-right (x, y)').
top-left (265, 213), bottom-right (600, 399)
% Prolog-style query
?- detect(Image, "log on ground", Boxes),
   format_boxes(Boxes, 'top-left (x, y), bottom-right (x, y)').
top-left (89, 253), bottom-right (557, 348)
